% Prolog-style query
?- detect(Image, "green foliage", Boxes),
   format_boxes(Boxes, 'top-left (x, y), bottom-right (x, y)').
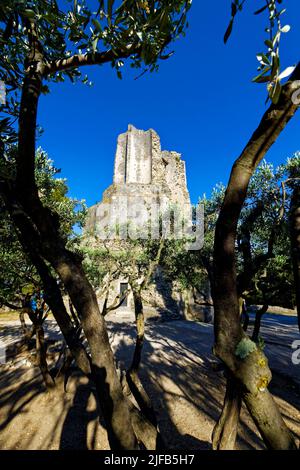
top-left (0, 146), bottom-right (86, 306)
top-left (257, 336), bottom-right (265, 350)
top-left (199, 183), bottom-right (225, 259)
top-left (243, 155), bottom-right (300, 307)
top-left (201, 153), bottom-right (300, 309)
top-left (81, 201), bottom-right (204, 297)
top-left (225, 1), bottom-right (294, 103)
top-left (0, 0), bottom-right (191, 149)
top-left (81, 245), bottom-right (109, 289)
top-left (158, 236), bottom-right (205, 292)
top-left (82, 234), bottom-right (161, 290)
top-left (34, 148), bottom-right (87, 238)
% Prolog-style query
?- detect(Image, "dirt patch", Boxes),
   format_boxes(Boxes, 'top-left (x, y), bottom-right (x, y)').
top-left (0, 321), bottom-right (299, 450)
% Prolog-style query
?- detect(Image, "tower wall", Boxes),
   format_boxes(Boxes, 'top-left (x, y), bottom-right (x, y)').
top-left (126, 125), bottom-right (152, 184)
top-left (86, 124), bottom-right (192, 234)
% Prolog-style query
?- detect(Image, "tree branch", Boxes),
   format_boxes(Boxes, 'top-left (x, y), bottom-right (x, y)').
top-left (43, 45), bottom-right (141, 77)
top-left (141, 236), bottom-right (165, 291)
top-left (0, 298), bottom-right (23, 310)
top-left (16, 18), bottom-right (44, 195)
top-left (104, 287), bottom-right (131, 314)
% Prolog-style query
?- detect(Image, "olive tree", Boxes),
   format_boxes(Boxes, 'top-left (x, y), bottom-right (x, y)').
top-left (82, 234), bottom-right (165, 441)
top-left (212, 0), bottom-right (300, 450)
top-left (0, 147), bottom-right (86, 388)
top-left (0, 0), bottom-right (191, 450)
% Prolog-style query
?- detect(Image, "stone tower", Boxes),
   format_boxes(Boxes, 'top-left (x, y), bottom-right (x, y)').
top-left (85, 124), bottom-right (191, 235)
top-left (83, 126), bottom-right (210, 322)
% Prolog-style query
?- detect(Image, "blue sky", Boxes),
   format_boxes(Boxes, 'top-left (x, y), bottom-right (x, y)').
top-left (38, 1), bottom-right (300, 206)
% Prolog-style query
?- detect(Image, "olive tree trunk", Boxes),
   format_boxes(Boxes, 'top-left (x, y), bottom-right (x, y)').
top-left (127, 289), bottom-right (157, 427)
top-left (289, 183), bottom-right (300, 332)
top-left (212, 65), bottom-right (300, 450)
top-left (252, 304), bottom-right (269, 343)
top-left (3, 18), bottom-right (139, 450)
top-left (35, 323), bottom-right (55, 389)
top-left (212, 374), bottom-right (241, 450)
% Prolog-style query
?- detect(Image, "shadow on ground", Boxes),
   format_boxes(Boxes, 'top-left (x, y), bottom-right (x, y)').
top-left (0, 319), bottom-right (299, 450)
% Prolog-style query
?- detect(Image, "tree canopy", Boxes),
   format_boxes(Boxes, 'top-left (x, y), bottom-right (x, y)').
top-left (0, 0), bottom-right (191, 148)
top-left (0, 147), bottom-right (85, 307)
top-left (201, 153), bottom-right (300, 309)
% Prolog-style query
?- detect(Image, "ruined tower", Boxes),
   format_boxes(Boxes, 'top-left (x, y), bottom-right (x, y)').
top-left (85, 124), bottom-right (191, 235)
top-left (84, 125), bottom-right (201, 321)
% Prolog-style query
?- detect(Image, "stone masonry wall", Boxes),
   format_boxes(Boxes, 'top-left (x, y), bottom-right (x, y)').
top-left (85, 124), bottom-right (191, 235)
top-left (83, 125), bottom-right (202, 322)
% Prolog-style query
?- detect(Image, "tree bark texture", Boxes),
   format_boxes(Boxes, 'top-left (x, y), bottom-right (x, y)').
top-left (213, 65), bottom-right (300, 449)
top-left (289, 183), bottom-right (300, 332)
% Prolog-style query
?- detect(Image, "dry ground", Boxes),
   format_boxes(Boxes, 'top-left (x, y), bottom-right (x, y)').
top-left (0, 320), bottom-right (299, 450)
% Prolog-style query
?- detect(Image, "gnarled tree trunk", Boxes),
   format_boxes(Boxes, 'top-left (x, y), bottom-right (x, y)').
top-left (212, 374), bottom-right (241, 450)
top-left (212, 65), bottom-right (300, 450)
top-left (252, 304), bottom-right (268, 342)
top-left (212, 298), bottom-right (245, 450)
top-left (0, 28), bottom-right (138, 447)
top-left (127, 289), bottom-right (157, 428)
top-left (35, 323), bottom-right (55, 389)
top-left (8, 191), bottom-right (139, 449)
top-left (289, 182), bottom-right (300, 332)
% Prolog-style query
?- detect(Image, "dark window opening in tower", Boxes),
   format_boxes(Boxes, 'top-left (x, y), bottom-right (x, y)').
top-left (120, 282), bottom-right (128, 307)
